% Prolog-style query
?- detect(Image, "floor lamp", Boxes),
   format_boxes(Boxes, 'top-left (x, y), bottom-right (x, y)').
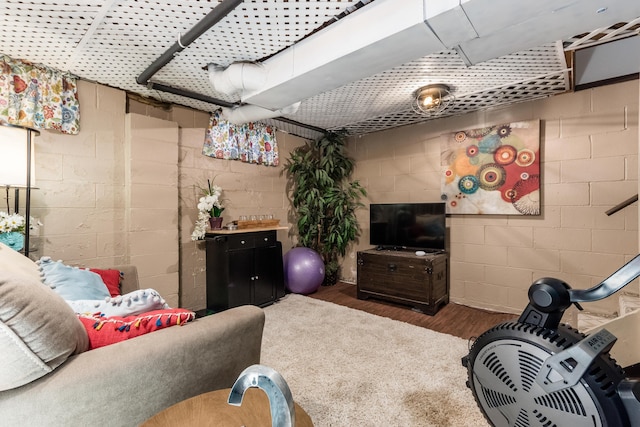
top-left (0, 123), bottom-right (39, 257)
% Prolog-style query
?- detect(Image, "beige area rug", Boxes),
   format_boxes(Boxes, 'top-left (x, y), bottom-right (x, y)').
top-left (260, 294), bottom-right (490, 427)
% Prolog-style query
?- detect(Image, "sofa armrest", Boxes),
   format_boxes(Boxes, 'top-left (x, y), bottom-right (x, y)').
top-left (0, 305), bottom-right (265, 427)
top-left (112, 264), bottom-right (140, 293)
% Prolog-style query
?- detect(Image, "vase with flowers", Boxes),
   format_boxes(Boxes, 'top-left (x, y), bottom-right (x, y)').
top-left (0, 212), bottom-right (26, 251)
top-left (191, 179), bottom-right (225, 241)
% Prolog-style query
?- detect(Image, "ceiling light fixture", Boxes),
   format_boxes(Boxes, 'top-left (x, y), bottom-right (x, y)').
top-left (412, 84), bottom-right (453, 116)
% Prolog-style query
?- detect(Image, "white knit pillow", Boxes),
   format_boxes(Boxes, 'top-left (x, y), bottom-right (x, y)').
top-left (66, 288), bottom-right (170, 317)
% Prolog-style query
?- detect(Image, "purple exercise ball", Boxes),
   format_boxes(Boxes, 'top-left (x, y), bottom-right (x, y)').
top-left (283, 247), bottom-right (325, 295)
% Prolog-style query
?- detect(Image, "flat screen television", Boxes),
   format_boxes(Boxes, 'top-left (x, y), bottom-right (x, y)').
top-left (369, 203), bottom-right (446, 251)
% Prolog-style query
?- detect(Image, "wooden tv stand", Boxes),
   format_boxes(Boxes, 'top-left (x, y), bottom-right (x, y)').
top-left (356, 248), bottom-right (449, 315)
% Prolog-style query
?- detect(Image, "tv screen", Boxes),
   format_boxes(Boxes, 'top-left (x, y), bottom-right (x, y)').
top-left (370, 203), bottom-right (446, 251)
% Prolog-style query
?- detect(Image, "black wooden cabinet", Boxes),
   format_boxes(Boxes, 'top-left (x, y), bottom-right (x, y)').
top-left (205, 230), bottom-right (285, 312)
top-left (357, 249), bottom-right (449, 315)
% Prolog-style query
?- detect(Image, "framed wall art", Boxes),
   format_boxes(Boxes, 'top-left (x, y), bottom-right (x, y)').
top-left (441, 120), bottom-right (540, 215)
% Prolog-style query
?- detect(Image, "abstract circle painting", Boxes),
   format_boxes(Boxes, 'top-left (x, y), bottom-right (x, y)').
top-left (441, 120), bottom-right (540, 215)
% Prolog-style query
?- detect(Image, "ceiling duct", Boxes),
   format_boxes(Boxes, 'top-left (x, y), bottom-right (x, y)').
top-left (239, 0), bottom-right (640, 110)
top-left (450, 0), bottom-right (640, 65)
top-left (209, 62), bottom-right (301, 124)
top-left (137, 0), bottom-right (640, 127)
top-left (208, 62), bottom-right (267, 97)
top-left (221, 102), bottom-right (301, 125)
top-left (241, 0), bottom-right (445, 110)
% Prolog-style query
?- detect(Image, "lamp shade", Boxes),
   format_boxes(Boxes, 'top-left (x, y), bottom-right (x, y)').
top-left (0, 124), bottom-right (37, 187)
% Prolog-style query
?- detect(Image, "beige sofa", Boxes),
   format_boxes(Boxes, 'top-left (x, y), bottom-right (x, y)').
top-left (0, 244), bottom-right (265, 426)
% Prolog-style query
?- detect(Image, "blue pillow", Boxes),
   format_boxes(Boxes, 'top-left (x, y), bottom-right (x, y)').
top-left (38, 257), bottom-right (110, 301)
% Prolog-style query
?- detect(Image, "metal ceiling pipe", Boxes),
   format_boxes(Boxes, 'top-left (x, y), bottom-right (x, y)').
top-left (145, 83), bottom-right (324, 135)
top-left (136, 0), bottom-right (243, 86)
top-left (147, 82), bottom-right (235, 108)
top-left (270, 117), bottom-right (326, 135)
top-left (135, 0), bottom-right (326, 135)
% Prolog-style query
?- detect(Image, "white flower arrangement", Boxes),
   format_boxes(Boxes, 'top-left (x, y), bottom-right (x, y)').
top-left (191, 179), bottom-right (225, 241)
top-left (0, 212), bottom-right (26, 234)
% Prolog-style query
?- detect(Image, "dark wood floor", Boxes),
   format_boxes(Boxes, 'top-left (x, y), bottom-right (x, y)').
top-left (308, 282), bottom-right (517, 340)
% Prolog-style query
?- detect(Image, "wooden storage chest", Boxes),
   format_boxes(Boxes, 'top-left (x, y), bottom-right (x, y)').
top-left (357, 249), bottom-right (449, 315)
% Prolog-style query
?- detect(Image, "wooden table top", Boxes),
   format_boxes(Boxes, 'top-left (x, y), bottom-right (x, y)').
top-left (206, 226), bottom-right (289, 235)
top-left (142, 388), bottom-right (313, 427)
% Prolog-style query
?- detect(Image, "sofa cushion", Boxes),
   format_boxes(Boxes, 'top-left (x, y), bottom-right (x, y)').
top-left (78, 308), bottom-right (196, 349)
top-left (89, 268), bottom-right (122, 297)
top-left (0, 272), bottom-right (89, 391)
top-left (0, 242), bottom-right (41, 282)
top-left (38, 257), bottom-right (110, 300)
top-left (66, 288), bottom-right (169, 317)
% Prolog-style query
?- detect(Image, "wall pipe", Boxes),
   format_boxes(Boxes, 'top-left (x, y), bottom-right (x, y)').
top-left (268, 116), bottom-right (326, 134)
top-left (606, 194), bottom-right (638, 216)
top-left (148, 82), bottom-right (325, 135)
top-left (136, 0), bottom-right (243, 86)
top-left (148, 82), bottom-right (235, 108)
top-left (135, 0), bottom-right (326, 135)
top-left (147, 82), bottom-right (326, 136)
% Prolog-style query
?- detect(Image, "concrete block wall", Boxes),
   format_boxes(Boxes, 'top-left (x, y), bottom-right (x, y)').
top-left (99, 93), bottom-right (308, 310)
top-left (31, 80), bottom-right (128, 266)
top-left (28, 82), bottom-right (185, 308)
top-left (177, 128), bottom-right (306, 310)
top-left (25, 78), bottom-right (639, 315)
top-left (348, 79), bottom-right (639, 315)
top-left (124, 113), bottom-right (180, 307)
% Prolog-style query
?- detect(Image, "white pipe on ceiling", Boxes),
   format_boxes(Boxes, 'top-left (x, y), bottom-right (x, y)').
top-left (208, 62), bottom-right (267, 97)
top-left (220, 102), bottom-right (301, 125)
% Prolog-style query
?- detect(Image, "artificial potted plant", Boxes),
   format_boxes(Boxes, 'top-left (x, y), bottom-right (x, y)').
top-left (191, 179), bottom-right (225, 240)
top-left (0, 211), bottom-right (26, 251)
top-left (284, 130), bottom-right (367, 285)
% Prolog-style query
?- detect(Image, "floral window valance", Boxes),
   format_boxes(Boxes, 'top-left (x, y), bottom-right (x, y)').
top-left (202, 111), bottom-right (279, 167)
top-left (0, 54), bottom-right (80, 134)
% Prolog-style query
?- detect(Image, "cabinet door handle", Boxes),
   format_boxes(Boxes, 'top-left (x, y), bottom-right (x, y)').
top-left (264, 237), bottom-right (268, 241)
top-left (240, 240), bottom-right (246, 245)
top-left (255, 275), bottom-right (259, 280)
top-left (388, 264), bottom-right (396, 272)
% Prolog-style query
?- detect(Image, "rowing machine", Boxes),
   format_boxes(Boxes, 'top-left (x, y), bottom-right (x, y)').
top-left (463, 254), bottom-right (640, 426)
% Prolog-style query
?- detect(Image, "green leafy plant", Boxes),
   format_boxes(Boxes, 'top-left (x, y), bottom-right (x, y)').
top-left (285, 131), bottom-right (367, 285)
